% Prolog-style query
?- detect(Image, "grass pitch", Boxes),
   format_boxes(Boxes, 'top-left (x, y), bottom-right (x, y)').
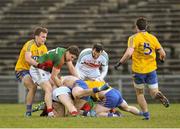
top-left (0, 103), bottom-right (179, 128)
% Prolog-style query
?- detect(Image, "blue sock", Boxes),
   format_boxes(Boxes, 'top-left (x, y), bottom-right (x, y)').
top-left (108, 113), bottom-right (113, 117)
top-left (82, 111), bottom-right (89, 116)
top-left (26, 105), bottom-right (32, 113)
top-left (25, 112), bottom-right (31, 116)
top-left (139, 111), bottom-right (144, 116)
top-left (143, 112), bottom-right (150, 120)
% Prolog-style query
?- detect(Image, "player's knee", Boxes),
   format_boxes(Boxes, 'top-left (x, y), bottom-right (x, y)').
top-left (29, 87), bottom-right (37, 93)
top-left (150, 89), bottom-right (159, 99)
top-left (150, 92), bottom-right (157, 99)
top-left (72, 90), bottom-right (80, 99)
top-left (23, 80), bottom-right (35, 88)
top-left (119, 102), bottom-right (129, 112)
top-left (26, 85), bottom-right (37, 92)
top-left (135, 88), bottom-right (144, 95)
top-left (72, 87), bottom-right (82, 99)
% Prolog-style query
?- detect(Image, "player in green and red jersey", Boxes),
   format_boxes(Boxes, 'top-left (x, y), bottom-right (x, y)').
top-left (30, 45), bottom-right (80, 117)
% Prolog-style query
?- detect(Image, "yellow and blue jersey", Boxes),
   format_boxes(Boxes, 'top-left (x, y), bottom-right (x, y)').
top-left (75, 80), bottom-right (123, 108)
top-left (75, 80), bottom-right (111, 101)
top-left (85, 80), bottom-right (106, 89)
top-left (85, 81), bottom-right (124, 108)
top-left (128, 31), bottom-right (161, 73)
top-left (75, 80), bottom-right (106, 89)
top-left (15, 39), bottom-right (48, 71)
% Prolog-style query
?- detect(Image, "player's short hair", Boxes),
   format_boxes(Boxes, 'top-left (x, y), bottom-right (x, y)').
top-left (67, 45), bottom-right (80, 57)
top-left (136, 17), bottom-right (147, 30)
top-left (34, 26), bottom-right (48, 36)
top-left (92, 43), bottom-right (104, 52)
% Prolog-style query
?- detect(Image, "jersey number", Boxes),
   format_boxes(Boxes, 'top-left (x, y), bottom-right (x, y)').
top-left (144, 43), bottom-right (152, 55)
top-left (47, 48), bottom-right (58, 54)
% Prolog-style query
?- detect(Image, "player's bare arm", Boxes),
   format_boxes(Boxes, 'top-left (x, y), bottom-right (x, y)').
top-left (25, 52), bottom-right (38, 67)
top-left (120, 47), bottom-right (134, 64)
top-left (51, 67), bottom-right (62, 87)
top-left (114, 47), bottom-right (134, 70)
top-left (157, 47), bottom-right (166, 61)
top-left (66, 61), bottom-right (79, 78)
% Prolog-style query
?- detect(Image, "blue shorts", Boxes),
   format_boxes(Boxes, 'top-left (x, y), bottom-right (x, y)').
top-left (15, 70), bottom-right (30, 82)
top-left (133, 70), bottom-right (158, 85)
top-left (102, 89), bottom-right (124, 108)
top-left (74, 80), bottom-right (90, 101)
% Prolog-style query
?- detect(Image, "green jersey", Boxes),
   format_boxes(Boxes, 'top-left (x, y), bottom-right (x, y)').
top-left (37, 47), bottom-right (66, 71)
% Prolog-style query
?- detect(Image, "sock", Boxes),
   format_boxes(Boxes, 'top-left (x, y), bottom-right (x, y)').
top-left (139, 111), bottom-right (144, 116)
top-left (82, 110), bottom-right (96, 117)
top-left (47, 108), bottom-right (53, 113)
top-left (81, 103), bottom-right (91, 111)
top-left (70, 111), bottom-right (79, 116)
top-left (82, 111), bottom-right (89, 116)
top-left (26, 105), bottom-right (32, 113)
top-left (143, 112), bottom-right (150, 119)
top-left (108, 113), bottom-right (113, 117)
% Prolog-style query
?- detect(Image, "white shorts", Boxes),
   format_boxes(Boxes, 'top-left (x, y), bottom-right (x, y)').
top-left (29, 66), bottom-right (51, 85)
top-left (52, 86), bottom-right (71, 102)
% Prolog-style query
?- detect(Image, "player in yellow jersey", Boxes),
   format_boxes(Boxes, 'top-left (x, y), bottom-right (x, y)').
top-left (114, 17), bottom-right (169, 120)
top-left (15, 26), bottom-right (48, 116)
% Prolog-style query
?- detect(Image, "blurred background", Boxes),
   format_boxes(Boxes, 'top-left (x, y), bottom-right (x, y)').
top-left (0, 0), bottom-right (180, 103)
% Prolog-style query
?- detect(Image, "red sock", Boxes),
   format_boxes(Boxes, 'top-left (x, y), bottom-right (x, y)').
top-left (81, 103), bottom-right (91, 111)
top-left (47, 108), bottom-right (53, 113)
top-left (70, 111), bottom-right (79, 116)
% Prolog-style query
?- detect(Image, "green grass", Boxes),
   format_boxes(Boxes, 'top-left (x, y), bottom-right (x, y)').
top-left (0, 103), bottom-right (179, 128)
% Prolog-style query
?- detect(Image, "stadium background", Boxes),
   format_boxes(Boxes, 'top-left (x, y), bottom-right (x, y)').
top-left (0, 0), bottom-right (180, 104)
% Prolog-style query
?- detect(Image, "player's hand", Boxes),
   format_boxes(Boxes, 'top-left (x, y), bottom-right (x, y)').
top-left (159, 57), bottom-right (165, 63)
top-left (99, 83), bottom-right (110, 91)
top-left (93, 83), bottom-right (110, 93)
top-left (114, 62), bottom-right (122, 70)
top-left (159, 59), bottom-right (164, 63)
top-left (159, 55), bottom-right (165, 63)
